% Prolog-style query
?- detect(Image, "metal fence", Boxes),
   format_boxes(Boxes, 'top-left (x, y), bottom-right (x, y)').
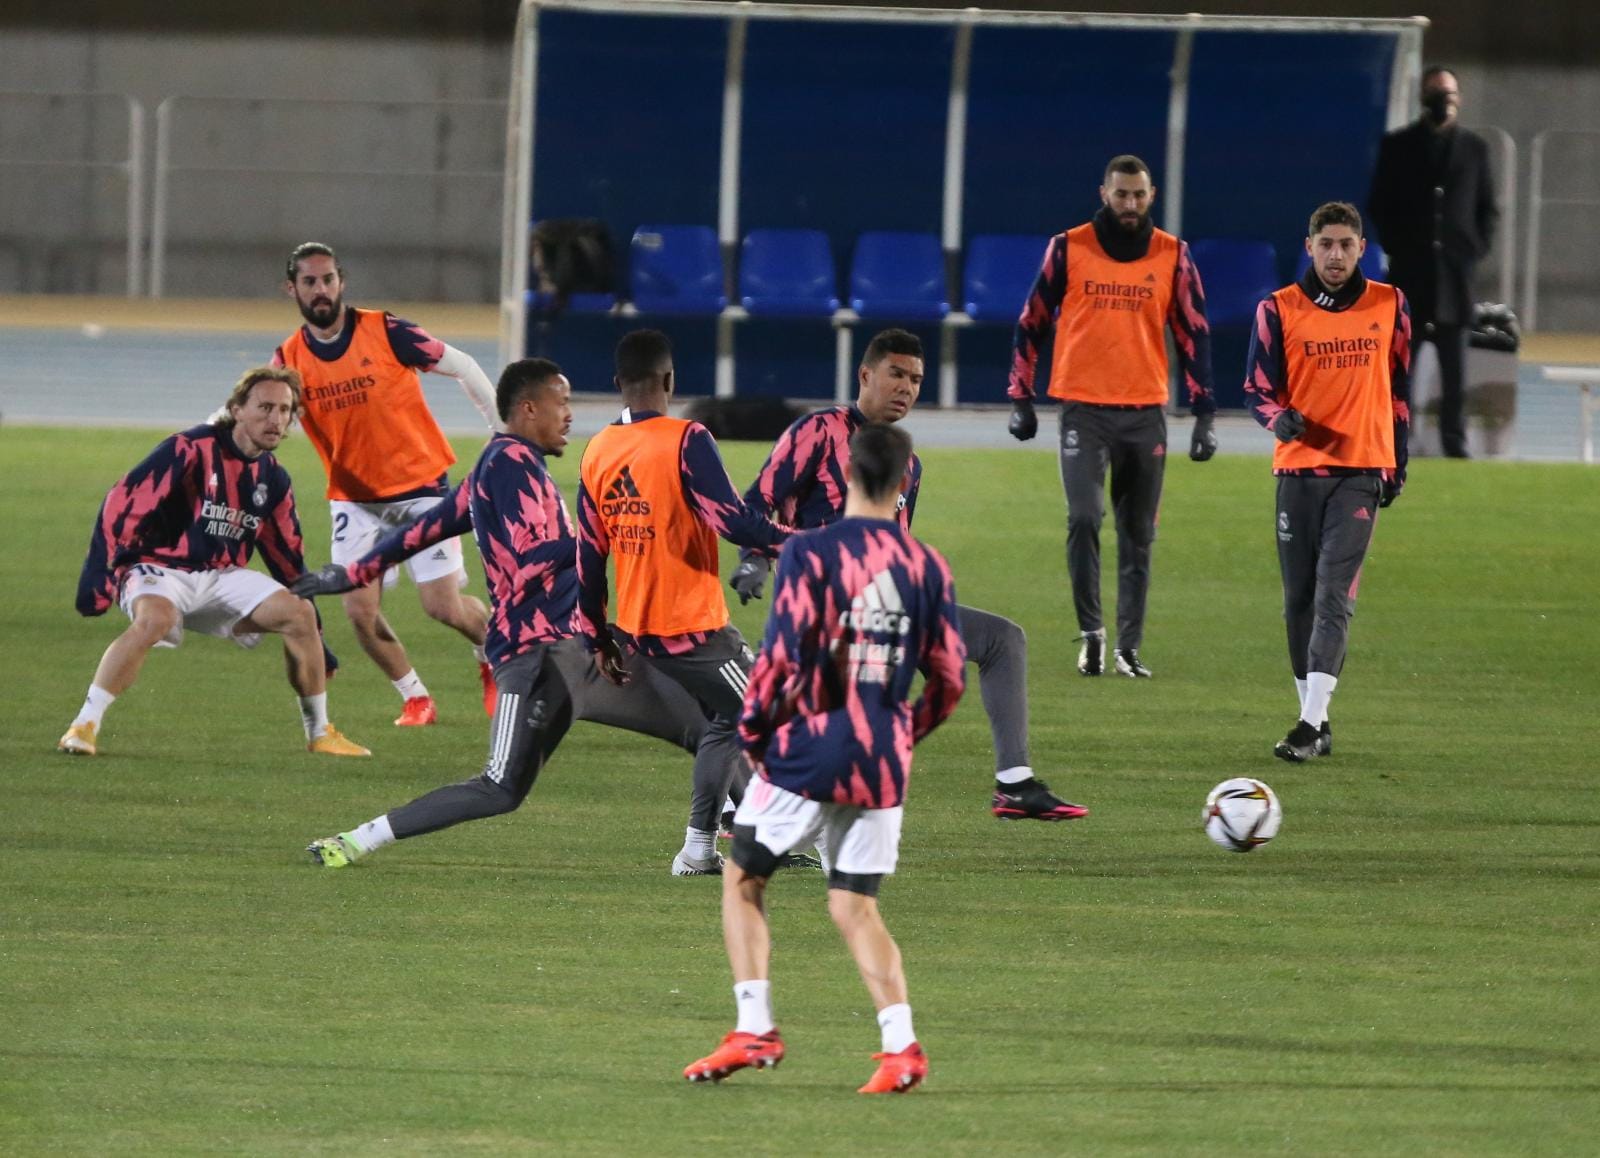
top-left (149, 95), bottom-right (505, 299)
top-left (1521, 129), bottom-right (1600, 332)
top-left (0, 91), bottom-right (146, 296)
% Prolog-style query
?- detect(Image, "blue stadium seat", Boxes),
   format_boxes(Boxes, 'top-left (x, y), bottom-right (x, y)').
top-left (1187, 239), bottom-right (1280, 327)
top-left (963, 234), bottom-right (1051, 322)
top-left (739, 229), bottom-right (840, 317)
top-left (630, 225), bottom-right (727, 315)
top-left (849, 231), bottom-right (948, 320)
top-left (1293, 240), bottom-right (1389, 282)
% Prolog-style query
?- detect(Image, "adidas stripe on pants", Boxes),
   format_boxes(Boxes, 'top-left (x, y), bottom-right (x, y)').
top-left (635, 624), bottom-right (756, 833)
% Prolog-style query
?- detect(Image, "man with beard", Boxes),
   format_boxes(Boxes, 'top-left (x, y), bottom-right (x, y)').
top-left (1006, 155), bottom-right (1217, 679)
top-left (273, 242), bottom-right (501, 727)
top-left (1367, 66), bottom-right (1498, 459)
top-left (730, 329), bottom-right (1087, 823)
top-left (1244, 201), bottom-right (1411, 762)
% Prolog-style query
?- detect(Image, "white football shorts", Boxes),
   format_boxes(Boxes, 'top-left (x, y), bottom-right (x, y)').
top-left (733, 776), bottom-right (904, 876)
top-left (329, 496), bottom-right (465, 587)
top-left (119, 563), bottom-right (282, 649)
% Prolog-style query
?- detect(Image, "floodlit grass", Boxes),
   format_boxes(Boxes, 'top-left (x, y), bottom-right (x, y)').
top-left (3, 425), bottom-right (1597, 1155)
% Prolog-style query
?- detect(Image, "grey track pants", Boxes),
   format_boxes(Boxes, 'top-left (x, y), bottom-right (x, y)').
top-left (1058, 402), bottom-right (1167, 650)
top-left (634, 624), bottom-right (755, 834)
top-left (1275, 474), bottom-right (1382, 680)
top-left (956, 603), bottom-right (1031, 772)
top-left (384, 636), bottom-right (716, 841)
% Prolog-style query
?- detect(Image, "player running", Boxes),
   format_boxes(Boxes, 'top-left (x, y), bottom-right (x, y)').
top-left (576, 330), bottom-right (791, 877)
top-left (683, 424), bottom-right (965, 1094)
top-left (294, 359), bottom-right (729, 866)
top-left (1245, 201), bottom-right (1411, 761)
top-left (730, 328), bottom-right (1086, 823)
top-left (60, 367), bottom-right (368, 758)
top-left (273, 241), bottom-right (499, 726)
top-left (1006, 154), bottom-right (1217, 679)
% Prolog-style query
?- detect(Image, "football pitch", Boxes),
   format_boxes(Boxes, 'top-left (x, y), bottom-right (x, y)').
top-left (3, 426), bottom-right (1597, 1156)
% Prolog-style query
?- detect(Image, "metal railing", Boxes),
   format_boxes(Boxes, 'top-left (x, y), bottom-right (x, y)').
top-left (1480, 125), bottom-right (1517, 309)
top-left (0, 91), bottom-right (146, 296)
top-left (151, 95), bottom-right (505, 298)
top-left (1521, 129), bottom-right (1600, 332)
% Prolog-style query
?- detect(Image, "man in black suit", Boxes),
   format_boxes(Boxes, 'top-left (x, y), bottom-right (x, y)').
top-left (1367, 66), bottom-right (1500, 459)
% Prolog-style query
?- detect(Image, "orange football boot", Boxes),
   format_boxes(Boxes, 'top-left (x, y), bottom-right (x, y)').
top-left (683, 1030), bottom-right (785, 1083)
top-left (858, 1042), bottom-right (927, 1094)
top-left (479, 661), bottom-right (496, 718)
top-left (394, 696), bottom-right (438, 727)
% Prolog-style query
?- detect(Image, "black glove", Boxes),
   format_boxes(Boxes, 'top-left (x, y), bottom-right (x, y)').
top-left (1007, 397), bottom-right (1038, 442)
top-left (1379, 474), bottom-right (1402, 508)
top-left (322, 642), bottom-right (340, 681)
top-left (291, 562), bottom-right (356, 599)
top-left (729, 556), bottom-right (770, 605)
top-left (1189, 413), bottom-right (1217, 462)
top-left (1271, 408), bottom-right (1307, 443)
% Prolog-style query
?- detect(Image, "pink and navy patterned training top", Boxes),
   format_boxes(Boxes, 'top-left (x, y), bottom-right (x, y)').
top-left (76, 423), bottom-right (306, 616)
top-left (346, 432), bottom-right (576, 668)
top-left (738, 517), bottom-right (967, 809)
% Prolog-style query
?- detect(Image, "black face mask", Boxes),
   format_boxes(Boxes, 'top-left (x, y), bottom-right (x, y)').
top-left (1422, 91), bottom-right (1454, 126)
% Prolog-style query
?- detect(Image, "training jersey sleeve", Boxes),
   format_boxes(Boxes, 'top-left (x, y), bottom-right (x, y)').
top-left (346, 482), bottom-right (474, 588)
top-left (1243, 295), bottom-right (1290, 430)
top-left (75, 432), bottom-right (193, 615)
top-left (1170, 241), bottom-right (1218, 416)
top-left (384, 315), bottom-right (499, 431)
top-left (1388, 291), bottom-right (1414, 492)
top-left (1008, 233), bottom-right (1068, 400)
top-left (574, 478), bottom-right (612, 646)
top-left (680, 423), bottom-right (789, 555)
top-left (254, 465), bottom-right (307, 587)
top-left (912, 550), bottom-right (967, 743)
top-left (743, 413), bottom-right (828, 525)
top-left (384, 314), bottom-right (447, 370)
top-left (902, 457), bottom-right (923, 529)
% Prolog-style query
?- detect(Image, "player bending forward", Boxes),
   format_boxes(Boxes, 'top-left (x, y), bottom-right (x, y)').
top-left (60, 367), bottom-right (368, 757)
top-left (684, 424), bottom-right (966, 1095)
top-left (294, 360), bottom-right (734, 867)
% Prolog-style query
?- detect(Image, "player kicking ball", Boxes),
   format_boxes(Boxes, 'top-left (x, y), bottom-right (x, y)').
top-left (60, 367), bottom-right (368, 758)
top-left (684, 425), bottom-right (966, 1094)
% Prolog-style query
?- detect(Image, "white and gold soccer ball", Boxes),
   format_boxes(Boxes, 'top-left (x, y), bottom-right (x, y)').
top-left (1203, 778), bottom-right (1282, 852)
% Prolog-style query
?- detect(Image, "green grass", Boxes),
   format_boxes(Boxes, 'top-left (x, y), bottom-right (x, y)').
top-left (3, 425), bottom-right (1597, 1156)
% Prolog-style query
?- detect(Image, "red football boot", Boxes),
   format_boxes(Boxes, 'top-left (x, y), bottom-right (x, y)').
top-left (858, 1042), bottom-right (927, 1094)
top-left (479, 661), bottom-right (496, 718)
top-left (683, 1030), bottom-right (785, 1083)
top-left (394, 696), bottom-right (438, 727)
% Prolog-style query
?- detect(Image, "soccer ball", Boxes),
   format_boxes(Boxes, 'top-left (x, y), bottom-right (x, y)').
top-left (1203, 778), bottom-right (1283, 852)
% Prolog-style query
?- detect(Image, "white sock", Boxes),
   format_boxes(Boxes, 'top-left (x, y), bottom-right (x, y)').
top-left (1295, 678), bottom-right (1308, 718)
top-left (877, 1002), bottom-right (916, 1053)
top-left (73, 685), bottom-right (116, 728)
top-left (392, 670), bottom-right (428, 700)
top-left (734, 979), bottom-right (774, 1035)
top-left (472, 644), bottom-right (487, 664)
top-left (683, 826), bottom-right (715, 860)
top-left (1303, 672), bottom-right (1338, 727)
top-left (299, 693), bottom-right (329, 740)
top-left (347, 815), bottom-right (396, 854)
top-left (995, 766), bottom-right (1032, 786)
